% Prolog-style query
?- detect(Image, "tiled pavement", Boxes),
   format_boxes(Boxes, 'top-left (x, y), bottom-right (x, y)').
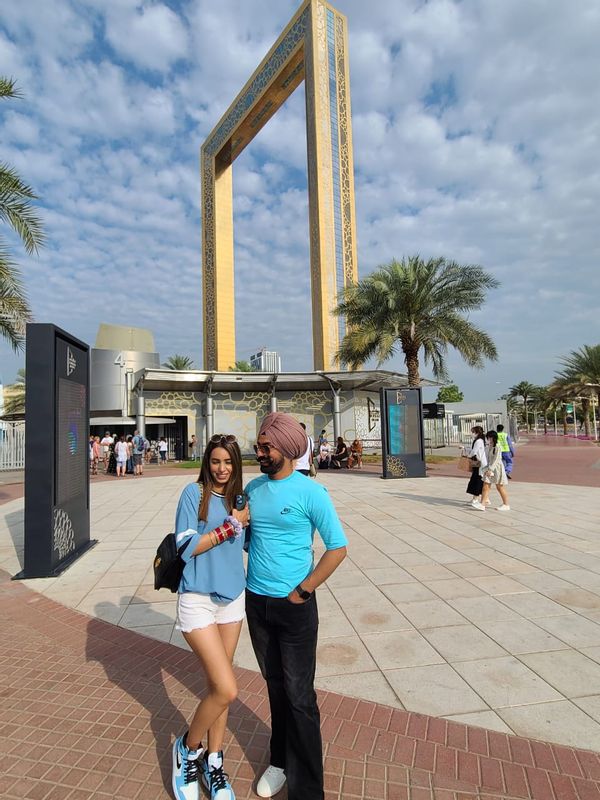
top-left (2, 470), bottom-right (600, 798)
top-left (4, 569), bottom-right (600, 800)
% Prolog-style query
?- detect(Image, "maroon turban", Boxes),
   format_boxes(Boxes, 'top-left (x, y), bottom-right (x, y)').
top-left (258, 412), bottom-right (308, 460)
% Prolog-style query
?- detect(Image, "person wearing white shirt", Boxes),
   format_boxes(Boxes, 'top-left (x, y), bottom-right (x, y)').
top-left (114, 435), bottom-right (129, 478)
top-left (294, 423), bottom-right (314, 476)
top-left (461, 426), bottom-right (488, 505)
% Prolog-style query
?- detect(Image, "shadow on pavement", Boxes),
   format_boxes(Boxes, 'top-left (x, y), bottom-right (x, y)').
top-left (4, 509), bottom-right (24, 570)
top-left (86, 601), bottom-right (270, 794)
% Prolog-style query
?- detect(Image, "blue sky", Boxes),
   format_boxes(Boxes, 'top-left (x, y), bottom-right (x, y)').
top-left (1, 0), bottom-right (599, 401)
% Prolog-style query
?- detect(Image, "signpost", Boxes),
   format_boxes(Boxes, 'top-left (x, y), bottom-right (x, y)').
top-left (17, 324), bottom-right (96, 579)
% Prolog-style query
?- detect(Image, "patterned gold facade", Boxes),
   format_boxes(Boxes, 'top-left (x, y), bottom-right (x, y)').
top-left (201, 0), bottom-right (358, 371)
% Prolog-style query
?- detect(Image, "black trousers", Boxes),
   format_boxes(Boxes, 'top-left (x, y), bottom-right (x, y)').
top-left (245, 589), bottom-right (323, 800)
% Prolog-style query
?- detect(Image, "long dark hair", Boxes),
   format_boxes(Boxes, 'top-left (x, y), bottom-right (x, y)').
top-left (197, 436), bottom-right (243, 521)
top-left (471, 426), bottom-right (485, 442)
top-left (486, 430), bottom-right (498, 454)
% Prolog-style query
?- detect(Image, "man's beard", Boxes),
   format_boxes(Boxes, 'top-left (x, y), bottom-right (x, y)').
top-left (258, 455), bottom-right (285, 475)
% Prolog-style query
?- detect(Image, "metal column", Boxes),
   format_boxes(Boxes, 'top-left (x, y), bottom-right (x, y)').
top-left (205, 395), bottom-right (214, 443)
top-left (136, 395), bottom-right (145, 437)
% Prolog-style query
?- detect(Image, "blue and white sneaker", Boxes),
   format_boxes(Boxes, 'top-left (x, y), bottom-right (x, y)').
top-left (202, 751), bottom-right (235, 800)
top-left (172, 733), bottom-right (202, 800)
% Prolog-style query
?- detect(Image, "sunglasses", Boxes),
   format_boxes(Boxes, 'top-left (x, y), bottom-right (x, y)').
top-left (253, 443), bottom-right (275, 455)
top-left (210, 434), bottom-right (237, 445)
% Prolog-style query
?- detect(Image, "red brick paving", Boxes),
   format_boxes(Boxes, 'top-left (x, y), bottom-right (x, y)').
top-left (2, 570), bottom-right (600, 799)
top-left (427, 435), bottom-right (600, 488)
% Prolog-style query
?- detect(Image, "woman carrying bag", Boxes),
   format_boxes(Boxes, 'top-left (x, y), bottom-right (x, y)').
top-left (171, 434), bottom-right (249, 800)
top-left (472, 431), bottom-right (510, 511)
top-left (461, 426), bottom-right (487, 506)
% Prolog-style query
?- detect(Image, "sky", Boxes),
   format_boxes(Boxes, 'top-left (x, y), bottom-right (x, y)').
top-left (1, 0), bottom-right (599, 402)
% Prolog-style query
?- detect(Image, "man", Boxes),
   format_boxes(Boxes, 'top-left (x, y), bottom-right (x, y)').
top-left (294, 422), bottom-right (314, 476)
top-left (132, 429), bottom-right (146, 476)
top-left (189, 433), bottom-right (198, 461)
top-left (245, 413), bottom-right (347, 800)
top-left (100, 431), bottom-right (113, 473)
top-left (496, 423), bottom-right (515, 479)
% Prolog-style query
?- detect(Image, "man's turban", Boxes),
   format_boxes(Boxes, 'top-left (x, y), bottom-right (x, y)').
top-left (258, 412), bottom-right (308, 460)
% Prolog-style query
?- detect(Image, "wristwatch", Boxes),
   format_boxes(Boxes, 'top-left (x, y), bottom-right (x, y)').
top-left (295, 584), bottom-right (312, 600)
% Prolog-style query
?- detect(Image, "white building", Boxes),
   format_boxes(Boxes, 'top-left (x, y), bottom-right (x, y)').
top-left (250, 348), bottom-right (281, 373)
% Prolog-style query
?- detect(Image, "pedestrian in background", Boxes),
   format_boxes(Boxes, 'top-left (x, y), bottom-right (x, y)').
top-left (472, 430), bottom-right (510, 511)
top-left (461, 426), bottom-right (487, 505)
top-left (496, 424), bottom-right (515, 479)
top-left (159, 437), bottom-right (168, 464)
top-left (295, 422), bottom-right (314, 476)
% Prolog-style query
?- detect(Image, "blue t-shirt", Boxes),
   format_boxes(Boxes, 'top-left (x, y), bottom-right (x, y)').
top-left (245, 470), bottom-right (347, 597)
top-left (175, 483), bottom-right (245, 602)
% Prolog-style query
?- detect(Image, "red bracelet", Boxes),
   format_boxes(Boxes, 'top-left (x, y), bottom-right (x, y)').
top-left (212, 522), bottom-right (235, 544)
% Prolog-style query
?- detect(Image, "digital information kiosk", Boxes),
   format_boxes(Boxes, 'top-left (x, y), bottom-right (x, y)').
top-left (380, 387), bottom-right (426, 479)
top-left (17, 324), bottom-right (96, 578)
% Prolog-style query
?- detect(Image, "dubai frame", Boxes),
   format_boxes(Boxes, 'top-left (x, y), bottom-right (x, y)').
top-left (201, 0), bottom-right (358, 372)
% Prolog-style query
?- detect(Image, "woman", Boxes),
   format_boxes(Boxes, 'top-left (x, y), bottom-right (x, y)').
top-left (159, 437), bottom-right (168, 464)
top-left (91, 436), bottom-right (102, 476)
top-left (114, 434), bottom-right (128, 477)
top-left (348, 439), bottom-right (363, 469)
top-left (472, 431), bottom-right (510, 511)
top-left (318, 437), bottom-right (331, 469)
top-left (126, 435), bottom-right (134, 474)
top-left (171, 434), bottom-right (248, 800)
top-left (106, 435), bottom-right (117, 475)
top-left (330, 436), bottom-right (349, 469)
top-left (461, 426), bottom-right (487, 505)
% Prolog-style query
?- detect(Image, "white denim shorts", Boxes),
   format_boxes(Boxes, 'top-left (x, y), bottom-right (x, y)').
top-left (175, 589), bottom-right (245, 633)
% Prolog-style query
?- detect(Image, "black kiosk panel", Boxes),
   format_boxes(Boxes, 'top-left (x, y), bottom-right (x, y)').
top-left (20, 324), bottom-right (95, 578)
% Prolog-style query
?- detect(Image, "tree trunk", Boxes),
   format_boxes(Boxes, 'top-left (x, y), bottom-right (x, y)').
top-left (403, 348), bottom-right (420, 387)
top-left (562, 408), bottom-right (568, 436)
top-left (582, 398), bottom-right (591, 438)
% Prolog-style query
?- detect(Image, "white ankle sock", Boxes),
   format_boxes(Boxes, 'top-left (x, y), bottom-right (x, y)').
top-left (207, 751), bottom-right (223, 770)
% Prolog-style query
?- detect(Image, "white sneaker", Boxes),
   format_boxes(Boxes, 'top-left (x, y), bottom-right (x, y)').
top-left (471, 501), bottom-right (485, 511)
top-left (496, 505), bottom-right (511, 511)
top-left (256, 766), bottom-right (286, 798)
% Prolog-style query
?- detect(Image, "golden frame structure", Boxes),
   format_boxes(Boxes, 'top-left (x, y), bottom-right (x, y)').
top-left (201, 0), bottom-right (358, 371)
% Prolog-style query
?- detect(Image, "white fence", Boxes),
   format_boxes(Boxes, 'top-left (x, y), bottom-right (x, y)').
top-left (0, 422), bottom-right (25, 470)
top-left (424, 412), bottom-right (505, 448)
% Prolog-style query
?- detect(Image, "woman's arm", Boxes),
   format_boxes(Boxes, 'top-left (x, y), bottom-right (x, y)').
top-left (188, 506), bottom-right (249, 557)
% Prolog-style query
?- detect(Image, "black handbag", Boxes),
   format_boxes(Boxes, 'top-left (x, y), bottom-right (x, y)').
top-left (154, 533), bottom-right (187, 592)
top-left (154, 485), bottom-right (203, 592)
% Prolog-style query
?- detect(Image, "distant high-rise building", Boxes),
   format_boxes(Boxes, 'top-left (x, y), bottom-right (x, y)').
top-left (249, 348), bottom-right (281, 373)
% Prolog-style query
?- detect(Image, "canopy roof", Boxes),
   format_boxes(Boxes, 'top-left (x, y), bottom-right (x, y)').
top-left (133, 369), bottom-right (439, 394)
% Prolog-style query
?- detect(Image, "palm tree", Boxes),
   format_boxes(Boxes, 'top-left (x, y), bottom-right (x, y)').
top-left (508, 381), bottom-right (537, 431)
top-left (333, 256), bottom-right (499, 385)
top-left (228, 360), bottom-right (252, 372)
top-left (163, 354), bottom-right (194, 370)
top-left (549, 379), bottom-right (576, 436)
top-left (3, 368), bottom-right (25, 417)
top-left (1, 77), bottom-right (44, 350)
top-left (531, 385), bottom-right (556, 434)
top-left (555, 345), bottom-right (600, 439)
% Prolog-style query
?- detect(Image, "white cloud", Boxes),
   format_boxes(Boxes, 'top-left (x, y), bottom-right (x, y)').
top-left (102, 1), bottom-right (189, 72)
top-left (0, 0), bottom-right (599, 400)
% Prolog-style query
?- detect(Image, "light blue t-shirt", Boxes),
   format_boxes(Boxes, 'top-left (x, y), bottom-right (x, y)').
top-left (245, 470), bottom-right (347, 597)
top-left (175, 482), bottom-right (245, 602)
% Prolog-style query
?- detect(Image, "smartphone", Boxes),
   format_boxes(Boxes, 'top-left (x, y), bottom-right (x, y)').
top-left (234, 493), bottom-right (247, 510)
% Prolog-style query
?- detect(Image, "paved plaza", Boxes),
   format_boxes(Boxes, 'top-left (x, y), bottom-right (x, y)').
top-left (2, 468), bottom-right (600, 756)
